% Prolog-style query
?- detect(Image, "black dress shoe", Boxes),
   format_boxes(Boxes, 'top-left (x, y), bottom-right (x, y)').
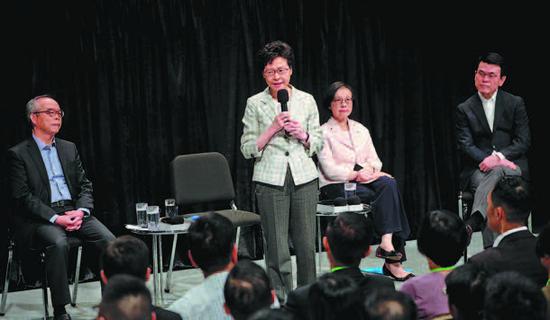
top-left (382, 264), bottom-right (415, 282)
top-left (375, 246), bottom-right (403, 261)
top-left (54, 313), bottom-right (72, 320)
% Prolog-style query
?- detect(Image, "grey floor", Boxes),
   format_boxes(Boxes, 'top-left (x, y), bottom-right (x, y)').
top-left (0, 232), bottom-right (484, 319)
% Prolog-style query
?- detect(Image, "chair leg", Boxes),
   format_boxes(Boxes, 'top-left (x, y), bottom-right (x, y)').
top-left (0, 243), bottom-right (13, 315)
top-left (459, 192), bottom-right (468, 263)
top-left (40, 252), bottom-right (49, 319)
top-left (71, 245), bottom-right (82, 307)
top-left (235, 227), bottom-right (241, 250)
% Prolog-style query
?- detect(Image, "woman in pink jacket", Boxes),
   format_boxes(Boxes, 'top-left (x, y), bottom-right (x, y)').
top-left (317, 81), bottom-right (413, 281)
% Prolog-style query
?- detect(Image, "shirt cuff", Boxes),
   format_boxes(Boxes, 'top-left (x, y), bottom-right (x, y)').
top-left (79, 208), bottom-right (91, 217)
top-left (492, 151), bottom-right (506, 160)
top-left (49, 214), bottom-right (59, 224)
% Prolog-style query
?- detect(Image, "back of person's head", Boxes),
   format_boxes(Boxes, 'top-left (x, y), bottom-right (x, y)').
top-left (97, 274), bottom-right (153, 320)
top-left (223, 260), bottom-right (273, 320)
top-left (308, 273), bottom-right (364, 320)
top-left (445, 263), bottom-right (488, 320)
top-left (189, 212), bottom-right (235, 273)
top-left (101, 235), bottom-right (150, 280)
top-left (491, 175), bottom-right (530, 224)
top-left (478, 52), bottom-right (507, 76)
top-left (536, 222), bottom-right (550, 259)
top-left (248, 307), bottom-right (296, 320)
top-left (323, 81), bottom-right (355, 110)
top-left (326, 212), bottom-right (374, 266)
top-left (484, 271), bottom-right (546, 320)
top-left (364, 288), bottom-right (417, 320)
top-left (417, 209), bottom-right (468, 267)
top-left (257, 40), bottom-right (295, 70)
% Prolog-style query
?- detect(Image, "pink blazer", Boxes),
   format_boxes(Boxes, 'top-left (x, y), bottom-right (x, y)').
top-left (318, 117), bottom-right (382, 188)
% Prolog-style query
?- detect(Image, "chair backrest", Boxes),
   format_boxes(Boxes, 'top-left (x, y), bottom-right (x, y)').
top-left (170, 152), bottom-right (235, 205)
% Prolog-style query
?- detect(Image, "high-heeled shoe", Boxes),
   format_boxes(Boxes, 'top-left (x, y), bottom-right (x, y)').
top-left (382, 263), bottom-right (415, 282)
top-left (375, 246), bottom-right (403, 261)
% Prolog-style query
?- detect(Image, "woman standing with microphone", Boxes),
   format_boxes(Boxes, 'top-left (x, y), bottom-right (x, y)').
top-left (240, 40), bottom-right (322, 299)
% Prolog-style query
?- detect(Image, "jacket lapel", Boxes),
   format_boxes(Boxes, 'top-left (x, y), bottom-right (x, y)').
top-left (493, 92), bottom-right (505, 134)
top-left (257, 89), bottom-right (278, 123)
top-left (26, 138), bottom-right (51, 197)
top-left (55, 140), bottom-right (73, 193)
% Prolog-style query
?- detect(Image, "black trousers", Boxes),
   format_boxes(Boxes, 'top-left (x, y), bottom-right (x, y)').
top-left (32, 205), bottom-right (115, 306)
top-left (320, 176), bottom-right (410, 262)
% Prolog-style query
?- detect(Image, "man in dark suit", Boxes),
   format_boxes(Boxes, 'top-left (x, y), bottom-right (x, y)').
top-left (468, 175), bottom-right (546, 288)
top-left (100, 235), bottom-right (182, 320)
top-left (284, 212), bottom-right (394, 319)
top-left (7, 95), bottom-right (115, 320)
top-left (456, 52), bottom-right (531, 248)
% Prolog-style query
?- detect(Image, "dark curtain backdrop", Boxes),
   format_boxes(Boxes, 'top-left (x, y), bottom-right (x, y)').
top-left (2, 1), bottom-right (545, 249)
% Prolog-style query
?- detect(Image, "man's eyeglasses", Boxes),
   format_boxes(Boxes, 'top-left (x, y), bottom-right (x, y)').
top-left (263, 67), bottom-right (290, 78)
top-left (475, 70), bottom-right (500, 80)
top-left (332, 97), bottom-right (353, 104)
top-left (33, 109), bottom-right (65, 118)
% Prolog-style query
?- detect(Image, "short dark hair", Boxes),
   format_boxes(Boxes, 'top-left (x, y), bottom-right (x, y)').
top-left (224, 260), bottom-right (272, 320)
top-left (101, 235), bottom-right (150, 280)
top-left (536, 222), bottom-right (550, 258)
top-left (308, 273), bottom-right (364, 319)
top-left (445, 263), bottom-right (488, 320)
top-left (258, 40), bottom-right (295, 70)
top-left (326, 212), bottom-right (374, 266)
top-left (189, 212), bottom-right (235, 273)
top-left (248, 308), bottom-right (296, 320)
top-left (417, 209), bottom-right (468, 267)
top-left (478, 52), bottom-right (507, 77)
top-left (484, 271), bottom-right (546, 320)
top-left (323, 81), bottom-right (355, 111)
top-left (491, 175), bottom-right (530, 223)
top-left (364, 288), bottom-right (418, 320)
top-left (98, 274), bottom-right (153, 320)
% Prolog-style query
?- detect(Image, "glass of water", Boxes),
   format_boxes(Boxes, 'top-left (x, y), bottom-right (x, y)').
top-left (165, 198), bottom-right (178, 218)
top-left (147, 205), bottom-right (160, 230)
top-left (135, 202), bottom-right (148, 228)
top-left (344, 182), bottom-right (357, 199)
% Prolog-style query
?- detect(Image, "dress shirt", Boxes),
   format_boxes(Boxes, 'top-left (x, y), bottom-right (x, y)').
top-left (240, 86), bottom-right (322, 186)
top-left (32, 134), bottom-right (90, 223)
top-left (317, 117), bottom-right (382, 188)
top-left (478, 91), bottom-right (497, 132)
top-left (168, 271), bottom-right (231, 320)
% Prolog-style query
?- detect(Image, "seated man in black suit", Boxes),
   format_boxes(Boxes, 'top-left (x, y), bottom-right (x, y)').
top-left (456, 52), bottom-right (530, 248)
top-left (284, 212), bottom-right (394, 319)
top-left (8, 94), bottom-right (115, 320)
top-left (97, 274), bottom-right (155, 320)
top-left (468, 175), bottom-right (546, 287)
top-left (100, 235), bottom-right (182, 320)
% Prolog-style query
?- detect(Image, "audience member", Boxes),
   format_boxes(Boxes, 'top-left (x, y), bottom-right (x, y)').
top-left (223, 260), bottom-right (277, 320)
top-left (307, 273), bottom-right (364, 320)
top-left (248, 308), bottom-right (295, 320)
top-left (284, 212), bottom-right (393, 319)
top-left (97, 274), bottom-right (154, 320)
top-left (535, 222), bottom-right (550, 314)
top-left (483, 271), bottom-right (546, 320)
top-left (168, 212), bottom-right (236, 319)
top-left (400, 209), bottom-right (468, 319)
top-left (364, 288), bottom-right (417, 320)
top-left (468, 175), bottom-right (546, 287)
top-left (100, 235), bottom-right (181, 320)
top-left (445, 263), bottom-right (488, 320)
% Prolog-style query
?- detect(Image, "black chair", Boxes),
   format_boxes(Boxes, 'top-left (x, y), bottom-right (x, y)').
top-left (163, 152), bottom-right (262, 291)
top-left (1, 230), bottom-right (83, 318)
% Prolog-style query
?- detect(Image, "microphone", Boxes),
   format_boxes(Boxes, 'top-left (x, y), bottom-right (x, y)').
top-left (277, 89), bottom-right (289, 112)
